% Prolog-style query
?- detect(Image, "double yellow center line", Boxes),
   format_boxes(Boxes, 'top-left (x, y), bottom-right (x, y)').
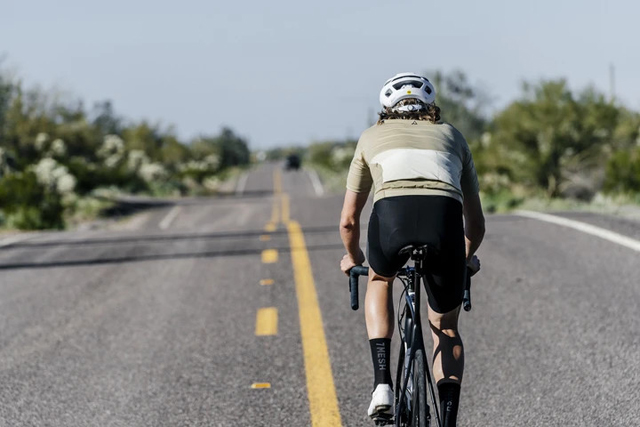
top-left (272, 169), bottom-right (343, 426)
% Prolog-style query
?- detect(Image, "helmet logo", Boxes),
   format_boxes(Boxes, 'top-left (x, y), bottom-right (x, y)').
top-left (407, 90), bottom-right (412, 94)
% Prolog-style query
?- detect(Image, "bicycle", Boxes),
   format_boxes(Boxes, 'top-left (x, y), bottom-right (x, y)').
top-left (349, 244), bottom-right (474, 427)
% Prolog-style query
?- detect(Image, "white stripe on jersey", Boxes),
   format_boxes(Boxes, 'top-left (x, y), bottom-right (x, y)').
top-left (370, 148), bottom-right (463, 193)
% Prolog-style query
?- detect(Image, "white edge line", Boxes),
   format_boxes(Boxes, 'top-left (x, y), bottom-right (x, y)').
top-left (236, 173), bottom-right (249, 196)
top-left (159, 206), bottom-right (182, 230)
top-left (515, 210), bottom-right (640, 252)
top-left (307, 169), bottom-right (324, 197)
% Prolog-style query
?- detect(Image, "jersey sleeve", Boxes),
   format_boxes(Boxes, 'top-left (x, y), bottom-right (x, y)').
top-left (346, 136), bottom-right (373, 194)
top-left (460, 141), bottom-right (480, 198)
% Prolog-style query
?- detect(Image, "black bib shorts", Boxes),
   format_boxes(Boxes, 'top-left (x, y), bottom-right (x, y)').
top-left (367, 195), bottom-right (466, 314)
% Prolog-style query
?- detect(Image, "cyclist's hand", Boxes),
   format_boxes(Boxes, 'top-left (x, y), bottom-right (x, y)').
top-left (467, 255), bottom-right (480, 276)
top-left (340, 250), bottom-right (365, 276)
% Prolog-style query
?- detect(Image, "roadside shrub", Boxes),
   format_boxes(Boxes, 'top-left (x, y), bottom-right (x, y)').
top-left (481, 188), bottom-right (524, 213)
top-left (0, 172), bottom-right (64, 229)
top-left (308, 140), bottom-right (356, 171)
top-left (603, 147), bottom-right (640, 194)
top-left (308, 142), bottom-right (334, 169)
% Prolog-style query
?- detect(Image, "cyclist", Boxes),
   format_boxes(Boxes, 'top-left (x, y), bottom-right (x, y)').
top-left (339, 72), bottom-right (485, 426)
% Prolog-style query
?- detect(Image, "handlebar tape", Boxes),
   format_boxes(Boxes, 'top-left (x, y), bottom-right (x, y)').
top-left (463, 268), bottom-right (473, 312)
top-left (349, 266), bottom-right (369, 310)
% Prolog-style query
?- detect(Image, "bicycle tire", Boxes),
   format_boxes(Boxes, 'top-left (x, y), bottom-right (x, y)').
top-left (396, 342), bottom-right (414, 427)
top-left (395, 342), bottom-right (405, 419)
top-left (411, 349), bottom-right (428, 427)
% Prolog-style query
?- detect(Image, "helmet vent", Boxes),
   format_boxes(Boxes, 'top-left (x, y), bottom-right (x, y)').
top-left (390, 74), bottom-right (420, 83)
top-left (393, 80), bottom-right (423, 90)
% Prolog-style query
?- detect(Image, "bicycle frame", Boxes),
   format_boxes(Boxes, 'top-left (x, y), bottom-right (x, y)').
top-left (348, 251), bottom-right (472, 427)
top-left (394, 266), bottom-right (442, 427)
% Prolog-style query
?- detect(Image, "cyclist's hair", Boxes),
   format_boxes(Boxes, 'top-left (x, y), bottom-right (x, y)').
top-left (377, 99), bottom-right (441, 124)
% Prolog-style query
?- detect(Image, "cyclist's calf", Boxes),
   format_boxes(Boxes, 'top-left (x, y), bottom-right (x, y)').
top-left (364, 271), bottom-right (395, 340)
top-left (427, 306), bottom-right (464, 385)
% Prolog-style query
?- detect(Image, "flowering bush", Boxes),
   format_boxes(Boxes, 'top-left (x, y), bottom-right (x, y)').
top-left (139, 163), bottom-right (168, 183)
top-left (51, 139), bottom-right (67, 156)
top-left (32, 157), bottom-right (77, 194)
top-left (331, 145), bottom-right (355, 169)
top-left (307, 140), bottom-right (357, 172)
top-left (0, 71), bottom-right (251, 229)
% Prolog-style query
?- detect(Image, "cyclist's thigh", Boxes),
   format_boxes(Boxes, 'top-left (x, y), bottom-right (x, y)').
top-left (414, 196), bottom-right (466, 314)
top-left (367, 198), bottom-right (409, 277)
top-left (368, 195), bottom-right (434, 276)
top-left (368, 194), bottom-right (465, 306)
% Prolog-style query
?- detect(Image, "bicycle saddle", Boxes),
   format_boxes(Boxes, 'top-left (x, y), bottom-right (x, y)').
top-left (398, 244), bottom-right (440, 260)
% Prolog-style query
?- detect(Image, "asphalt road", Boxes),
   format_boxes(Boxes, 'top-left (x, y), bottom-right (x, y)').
top-left (0, 163), bottom-right (638, 426)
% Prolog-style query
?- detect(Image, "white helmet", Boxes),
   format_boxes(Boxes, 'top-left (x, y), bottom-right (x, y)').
top-left (379, 72), bottom-right (436, 109)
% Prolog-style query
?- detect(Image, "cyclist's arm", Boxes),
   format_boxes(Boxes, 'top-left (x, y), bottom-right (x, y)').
top-left (340, 189), bottom-right (369, 266)
top-left (340, 135), bottom-right (372, 267)
top-left (463, 191), bottom-right (485, 262)
top-left (340, 134), bottom-right (373, 273)
top-left (459, 137), bottom-right (485, 262)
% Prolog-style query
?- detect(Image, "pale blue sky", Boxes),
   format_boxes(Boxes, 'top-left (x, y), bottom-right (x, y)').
top-left (2, 0), bottom-right (639, 148)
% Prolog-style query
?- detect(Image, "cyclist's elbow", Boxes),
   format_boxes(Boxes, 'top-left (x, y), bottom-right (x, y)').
top-left (476, 216), bottom-right (486, 235)
top-left (340, 215), bottom-right (358, 231)
top-left (466, 215), bottom-right (485, 239)
top-left (341, 189), bottom-right (366, 231)
top-left (476, 222), bottom-right (486, 241)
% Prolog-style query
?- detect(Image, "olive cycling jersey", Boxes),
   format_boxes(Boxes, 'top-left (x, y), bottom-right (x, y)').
top-left (346, 119), bottom-right (479, 203)
top-left (347, 119), bottom-right (479, 311)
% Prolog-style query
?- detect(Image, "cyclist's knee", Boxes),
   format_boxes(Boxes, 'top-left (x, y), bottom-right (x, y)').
top-left (367, 270), bottom-right (395, 287)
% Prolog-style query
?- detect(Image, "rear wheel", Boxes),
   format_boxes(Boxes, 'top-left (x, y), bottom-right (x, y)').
top-left (411, 349), bottom-right (428, 427)
top-left (396, 343), bottom-right (412, 427)
top-left (395, 342), bottom-right (405, 417)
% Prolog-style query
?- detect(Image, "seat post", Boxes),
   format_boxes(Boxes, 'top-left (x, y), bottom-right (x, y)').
top-left (410, 246), bottom-right (429, 274)
top-left (398, 244), bottom-right (434, 274)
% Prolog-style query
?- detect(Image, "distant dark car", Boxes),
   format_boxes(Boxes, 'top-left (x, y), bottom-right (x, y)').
top-left (285, 154), bottom-right (301, 170)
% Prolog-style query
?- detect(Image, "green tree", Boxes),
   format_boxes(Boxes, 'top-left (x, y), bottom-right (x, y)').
top-left (193, 127), bottom-right (250, 170)
top-left (489, 80), bottom-right (618, 198)
top-left (610, 107), bottom-right (640, 151)
top-left (160, 135), bottom-right (190, 169)
top-left (603, 109), bottom-right (640, 195)
top-left (122, 121), bottom-right (164, 160)
top-left (603, 147), bottom-right (640, 194)
top-left (91, 100), bottom-right (122, 136)
top-left (216, 127), bottom-right (250, 168)
top-left (0, 71), bottom-right (14, 143)
top-left (3, 85), bottom-right (56, 168)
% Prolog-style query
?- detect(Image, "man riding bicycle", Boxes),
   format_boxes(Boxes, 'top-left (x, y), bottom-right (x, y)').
top-left (339, 73), bottom-right (485, 426)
